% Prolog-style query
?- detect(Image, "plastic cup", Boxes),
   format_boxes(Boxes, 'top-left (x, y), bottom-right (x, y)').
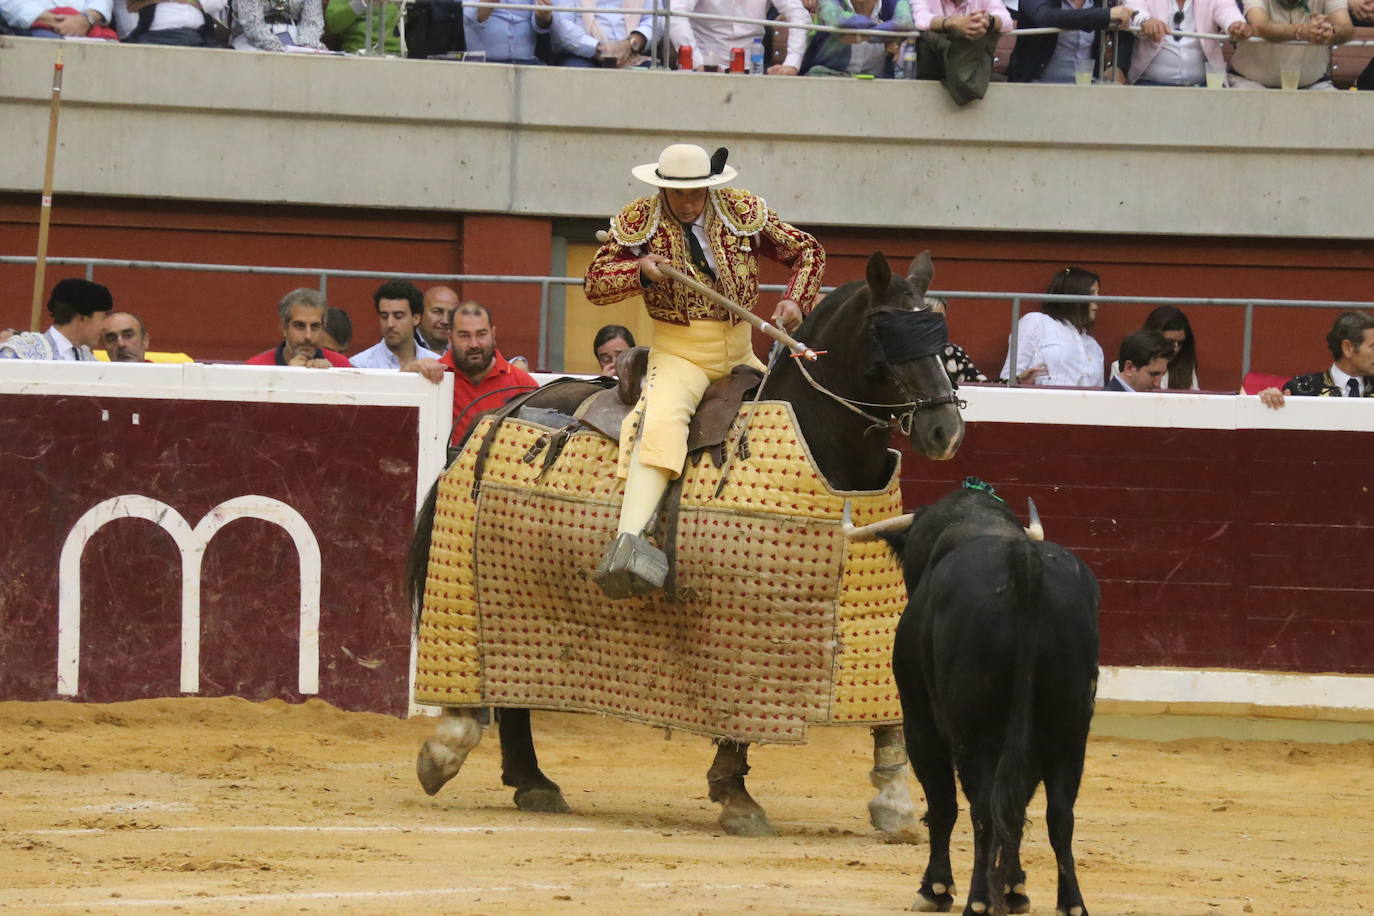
top-left (1205, 62), bottom-right (1225, 88)
top-left (1074, 58), bottom-right (1094, 86)
top-left (1280, 66), bottom-right (1300, 90)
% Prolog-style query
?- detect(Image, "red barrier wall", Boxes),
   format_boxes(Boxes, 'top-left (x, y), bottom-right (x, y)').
top-left (0, 365), bottom-right (451, 715)
top-left (898, 389), bottom-right (1374, 676)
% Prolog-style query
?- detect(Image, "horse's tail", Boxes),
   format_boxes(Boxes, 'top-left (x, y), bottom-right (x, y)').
top-left (988, 537), bottom-right (1044, 911)
top-left (406, 477), bottom-right (441, 632)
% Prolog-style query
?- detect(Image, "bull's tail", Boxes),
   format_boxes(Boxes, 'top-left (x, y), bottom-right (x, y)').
top-left (987, 538), bottom-right (1044, 911)
top-left (405, 478), bottom-right (441, 631)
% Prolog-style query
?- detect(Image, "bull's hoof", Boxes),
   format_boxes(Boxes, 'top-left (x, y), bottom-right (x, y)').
top-left (1005, 888), bottom-right (1031, 914)
top-left (912, 881), bottom-right (954, 912)
top-left (513, 785), bottom-right (572, 814)
top-left (719, 809), bottom-right (778, 837)
top-left (1054, 907), bottom-right (1087, 916)
top-left (416, 738), bottom-right (466, 796)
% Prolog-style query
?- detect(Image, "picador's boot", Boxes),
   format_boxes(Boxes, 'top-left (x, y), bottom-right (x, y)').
top-left (593, 532), bottom-right (668, 599)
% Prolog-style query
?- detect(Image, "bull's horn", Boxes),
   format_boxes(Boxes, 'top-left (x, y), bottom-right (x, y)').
top-left (1024, 498), bottom-right (1044, 541)
top-left (842, 500), bottom-right (914, 542)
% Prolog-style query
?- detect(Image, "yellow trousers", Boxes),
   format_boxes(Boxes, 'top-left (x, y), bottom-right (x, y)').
top-left (621, 319), bottom-right (765, 477)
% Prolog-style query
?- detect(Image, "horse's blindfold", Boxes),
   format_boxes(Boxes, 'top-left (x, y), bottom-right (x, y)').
top-left (871, 309), bottom-right (949, 366)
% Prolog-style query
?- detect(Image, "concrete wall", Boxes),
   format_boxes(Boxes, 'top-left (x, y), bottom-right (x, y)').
top-left (3, 36), bottom-right (1374, 238)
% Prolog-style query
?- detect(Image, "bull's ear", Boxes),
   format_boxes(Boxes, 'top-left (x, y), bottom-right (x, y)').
top-left (908, 250), bottom-right (934, 299)
top-left (866, 251), bottom-right (891, 296)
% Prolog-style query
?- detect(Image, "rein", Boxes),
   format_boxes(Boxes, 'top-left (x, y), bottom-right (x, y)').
top-left (791, 356), bottom-right (964, 436)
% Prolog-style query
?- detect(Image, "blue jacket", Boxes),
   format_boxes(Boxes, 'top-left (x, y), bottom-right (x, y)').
top-left (1006, 0), bottom-right (1133, 83)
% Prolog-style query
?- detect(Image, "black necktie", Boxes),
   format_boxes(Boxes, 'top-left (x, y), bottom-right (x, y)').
top-left (1348, 378), bottom-right (1361, 398)
top-left (682, 222), bottom-right (715, 281)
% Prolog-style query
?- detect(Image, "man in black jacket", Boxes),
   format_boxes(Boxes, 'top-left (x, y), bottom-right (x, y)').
top-left (1007, 0), bottom-right (1137, 82)
top-left (1259, 311), bottom-right (1374, 408)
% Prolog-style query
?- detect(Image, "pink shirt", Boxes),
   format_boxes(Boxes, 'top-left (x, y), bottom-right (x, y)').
top-left (912, 0), bottom-right (1013, 32)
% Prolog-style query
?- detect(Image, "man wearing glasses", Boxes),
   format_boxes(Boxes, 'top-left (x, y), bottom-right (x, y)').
top-left (1126, 0), bottom-right (1251, 85)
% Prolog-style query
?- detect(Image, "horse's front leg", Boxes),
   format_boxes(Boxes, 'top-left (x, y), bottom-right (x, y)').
top-left (869, 724), bottom-right (922, 843)
top-left (498, 708), bottom-right (571, 813)
top-left (416, 706), bottom-right (484, 795)
top-left (707, 739), bottom-right (777, 837)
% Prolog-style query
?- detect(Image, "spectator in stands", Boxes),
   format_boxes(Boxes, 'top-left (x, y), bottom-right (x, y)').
top-left (1007, 0), bottom-right (1136, 82)
top-left (670, 0), bottom-right (811, 74)
top-left (112, 0), bottom-right (226, 44)
top-left (325, 0), bottom-right (399, 53)
top-left (1351, 0), bottom-right (1374, 88)
top-left (1127, 0), bottom-right (1250, 84)
top-left (319, 306), bottom-right (353, 352)
top-left (998, 266), bottom-right (1105, 387)
top-left (1142, 304), bottom-right (1200, 388)
top-left (464, 0), bottom-right (551, 63)
top-left (923, 296), bottom-right (990, 383)
top-left (593, 323), bottom-right (636, 377)
top-left (419, 285), bottom-right (458, 354)
top-left (102, 311), bottom-right (150, 362)
top-left (551, 0), bottom-right (654, 67)
top-left (1, 0), bottom-right (117, 38)
top-left (802, 0), bottom-right (914, 79)
top-left (1105, 329), bottom-right (1173, 391)
top-left (1229, 0), bottom-right (1352, 88)
top-left (1259, 311), bottom-right (1374, 407)
top-left (0, 279), bottom-right (112, 361)
top-left (231, 0), bottom-right (325, 51)
top-left (246, 288), bottom-right (352, 368)
top-left (403, 302), bottom-right (539, 444)
top-left (911, 0), bottom-right (1012, 103)
top-left (351, 280), bottom-right (439, 369)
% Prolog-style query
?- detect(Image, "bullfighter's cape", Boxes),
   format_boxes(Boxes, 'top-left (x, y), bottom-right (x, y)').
top-left (413, 403), bottom-right (907, 744)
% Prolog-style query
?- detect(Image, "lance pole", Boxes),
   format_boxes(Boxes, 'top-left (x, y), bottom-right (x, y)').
top-left (31, 48), bottom-right (65, 332)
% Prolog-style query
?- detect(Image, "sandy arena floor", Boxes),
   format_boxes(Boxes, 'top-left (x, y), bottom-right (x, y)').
top-left (1, 697), bottom-right (1370, 915)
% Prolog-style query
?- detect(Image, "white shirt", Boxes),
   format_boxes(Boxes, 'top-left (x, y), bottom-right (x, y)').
top-left (1000, 312), bottom-right (1104, 388)
top-left (1138, 0), bottom-right (1205, 85)
top-left (1330, 363), bottom-right (1365, 396)
top-left (350, 339), bottom-right (438, 370)
top-left (112, 0), bottom-right (228, 37)
top-left (48, 325), bottom-right (80, 361)
top-left (669, 0), bottom-right (812, 71)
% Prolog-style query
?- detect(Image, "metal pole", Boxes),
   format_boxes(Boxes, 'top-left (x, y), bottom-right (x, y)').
top-left (30, 49), bottom-right (65, 332)
top-left (1241, 302), bottom-right (1254, 379)
top-left (537, 278), bottom-right (549, 371)
top-left (1007, 296), bottom-right (1021, 387)
top-left (85, 262), bottom-right (93, 281)
top-left (319, 273), bottom-right (329, 296)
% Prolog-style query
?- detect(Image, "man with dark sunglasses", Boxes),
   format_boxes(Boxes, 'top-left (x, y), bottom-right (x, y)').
top-left (1127, 0), bottom-right (1251, 84)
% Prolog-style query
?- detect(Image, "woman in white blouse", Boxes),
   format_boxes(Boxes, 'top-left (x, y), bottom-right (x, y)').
top-left (999, 266), bottom-right (1105, 387)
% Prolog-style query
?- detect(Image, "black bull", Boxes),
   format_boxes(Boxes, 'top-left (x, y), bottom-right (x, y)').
top-left (881, 488), bottom-right (1099, 916)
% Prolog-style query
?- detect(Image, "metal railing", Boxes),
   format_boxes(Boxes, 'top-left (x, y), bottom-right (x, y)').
top-left (4, 254), bottom-right (1372, 380)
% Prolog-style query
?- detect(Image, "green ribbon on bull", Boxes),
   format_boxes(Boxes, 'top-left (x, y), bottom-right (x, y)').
top-left (961, 476), bottom-right (1005, 502)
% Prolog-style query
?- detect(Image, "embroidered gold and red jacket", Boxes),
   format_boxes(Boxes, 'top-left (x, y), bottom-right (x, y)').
top-left (583, 188), bottom-right (825, 326)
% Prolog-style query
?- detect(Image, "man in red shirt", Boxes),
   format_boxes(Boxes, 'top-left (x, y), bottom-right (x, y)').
top-left (404, 301), bottom-right (538, 445)
top-left (245, 289), bottom-right (352, 368)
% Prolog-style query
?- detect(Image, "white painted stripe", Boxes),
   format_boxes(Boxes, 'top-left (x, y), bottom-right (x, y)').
top-left (1099, 666), bottom-right (1374, 711)
top-left (28, 824), bottom-right (649, 837)
top-left (18, 881), bottom-right (776, 909)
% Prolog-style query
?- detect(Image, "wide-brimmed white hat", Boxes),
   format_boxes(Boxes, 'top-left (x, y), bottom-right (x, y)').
top-left (630, 144), bottom-right (738, 189)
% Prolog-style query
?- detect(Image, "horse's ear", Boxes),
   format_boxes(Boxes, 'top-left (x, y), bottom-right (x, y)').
top-left (866, 251), bottom-right (892, 296)
top-left (909, 250), bottom-right (934, 299)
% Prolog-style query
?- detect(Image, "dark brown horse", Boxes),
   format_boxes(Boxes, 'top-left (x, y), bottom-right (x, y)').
top-left (409, 251), bottom-right (966, 838)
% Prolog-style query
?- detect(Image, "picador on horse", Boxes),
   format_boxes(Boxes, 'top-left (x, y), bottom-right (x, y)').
top-left (409, 143), bottom-right (967, 838)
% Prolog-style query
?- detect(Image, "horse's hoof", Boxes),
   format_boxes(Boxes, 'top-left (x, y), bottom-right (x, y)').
top-left (869, 803), bottom-right (923, 844)
top-left (513, 785), bottom-right (572, 814)
top-left (416, 738), bottom-right (465, 796)
top-left (719, 809), bottom-right (778, 838)
top-left (912, 882), bottom-right (954, 913)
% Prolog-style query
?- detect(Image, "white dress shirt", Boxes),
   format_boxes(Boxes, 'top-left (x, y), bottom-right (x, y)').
top-left (112, 0), bottom-right (227, 38)
top-left (1330, 363), bottom-right (1365, 396)
top-left (669, 0), bottom-right (812, 71)
top-left (350, 339), bottom-right (438, 370)
top-left (1137, 0), bottom-right (1206, 85)
top-left (1000, 312), bottom-right (1105, 387)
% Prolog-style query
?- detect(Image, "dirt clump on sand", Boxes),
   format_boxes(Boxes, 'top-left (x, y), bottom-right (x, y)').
top-left (1, 697), bottom-right (1370, 914)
